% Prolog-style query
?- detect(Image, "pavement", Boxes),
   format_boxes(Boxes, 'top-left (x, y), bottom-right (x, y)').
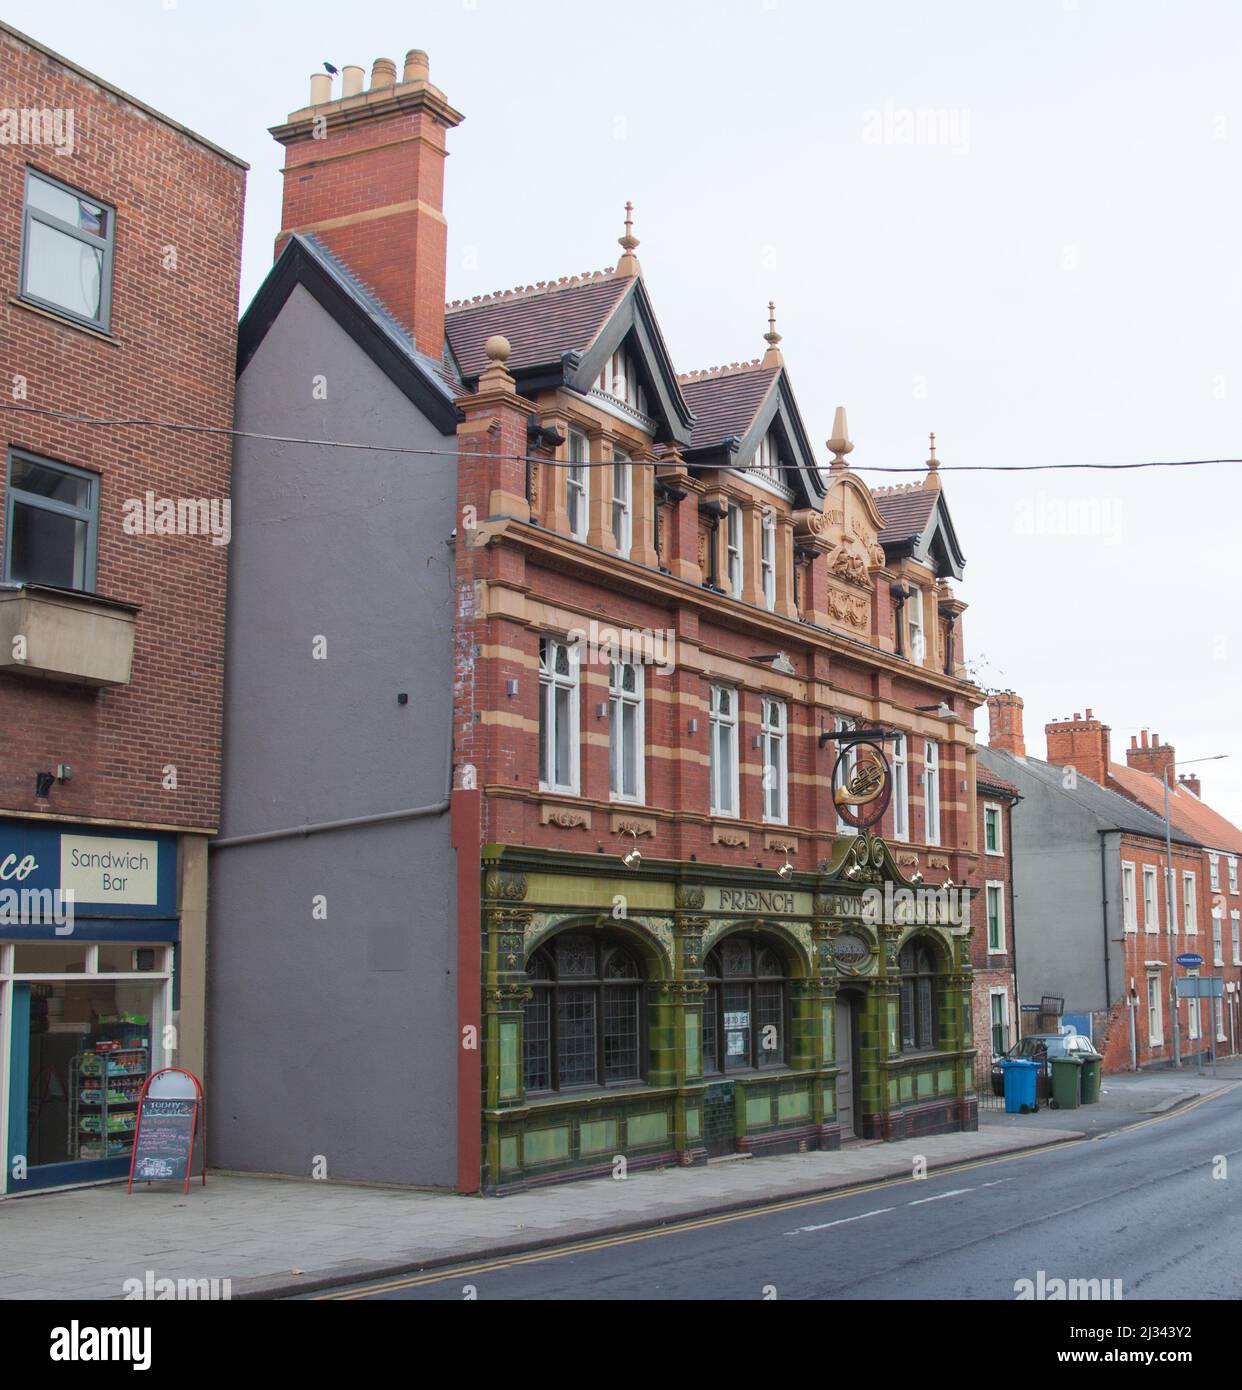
top-left (2, 1060), bottom-right (1238, 1301)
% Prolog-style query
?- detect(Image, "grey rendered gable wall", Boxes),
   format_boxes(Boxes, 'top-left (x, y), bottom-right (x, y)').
top-left (978, 748), bottom-right (1122, 1018)
top-left (209, 281), bottom-right (457, 1186)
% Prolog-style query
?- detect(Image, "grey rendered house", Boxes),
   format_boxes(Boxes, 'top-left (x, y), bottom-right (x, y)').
top-left (207, 234), bottom-right (462, 1185)
top-left (977, 740), bottom-right (1199, 1069)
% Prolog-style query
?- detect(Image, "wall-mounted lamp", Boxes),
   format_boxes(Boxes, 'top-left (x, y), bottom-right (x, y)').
top-left (397, 692), bottom-right (409, 706)
top-left (777, 859), bottom-right (795, 881)
top-left (688, 718), bottom-right (698, 734)
top-left (916, 702), bottom-right (957, 721)
top-left (622, 828), bottom-right (642, 870)
top-left (35, 771), bottom-right (56, 798)
top-left (505, 679), bottom-right (519, 698)
top-left (910, 870), bottom-right (924, 884)
top-left (944, 877), bottom-right (955, 890)
top-left (596, 702), bottom-right (609, 720)
top-left (752, 734), bottom-right (763, 750)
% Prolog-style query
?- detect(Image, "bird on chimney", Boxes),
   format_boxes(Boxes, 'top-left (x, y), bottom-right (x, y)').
top-left (323, 62), bottom-right (339, 76)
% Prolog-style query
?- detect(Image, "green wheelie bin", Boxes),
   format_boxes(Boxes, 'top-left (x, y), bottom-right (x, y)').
top-left (1079, 1052), bottom-right (1103, 1105)
top-left (1050, 1055), bottom-right (1083, 1109)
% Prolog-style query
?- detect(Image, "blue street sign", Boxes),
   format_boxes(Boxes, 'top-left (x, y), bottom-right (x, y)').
top-left (1176, 952), bottom-right (1204, 968)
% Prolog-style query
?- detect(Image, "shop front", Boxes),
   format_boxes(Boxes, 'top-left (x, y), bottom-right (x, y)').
top-left (479, 832), bottom-right (977, 1192)
top-left (0, 819), bottom-right (179, 1195)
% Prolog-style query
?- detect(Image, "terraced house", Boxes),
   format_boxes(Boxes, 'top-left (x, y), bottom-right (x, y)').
top-left (214, 45), bottom-right (996, 1196)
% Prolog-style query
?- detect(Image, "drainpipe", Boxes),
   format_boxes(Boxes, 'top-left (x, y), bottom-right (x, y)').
top-left (1128, 993), bottom-right (1137, 1071)
top-left (1099, 830), bottom-right (1114, 1042)
top-left (1005, 792), bottom-right (1024, 1039)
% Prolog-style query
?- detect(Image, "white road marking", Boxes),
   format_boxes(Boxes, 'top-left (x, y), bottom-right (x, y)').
top-left (907, 1187), bottom-right (973, 1206)
top-left (789, 1207), bottom-right (896, 1234)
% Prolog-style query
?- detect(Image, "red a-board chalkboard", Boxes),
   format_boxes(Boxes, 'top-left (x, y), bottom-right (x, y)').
top-left (127, 1068), bottom-right (205, 1194)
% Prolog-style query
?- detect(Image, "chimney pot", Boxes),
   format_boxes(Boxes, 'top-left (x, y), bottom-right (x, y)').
top-left (1085, 708), bottom-right (1093, 718)
top-left (309, 72), bottom-right (333, 105)
top-left (342, 64), bottom-right (365, 97)
top-left (1130, 735), bottom-right (1137, 749)
top-left (371, 57), bottom-right (397, 89)
top-left (404, 49), bottom-right (430, 84)
top-left (1073, 712), bottom-right (1081, 721)
top-left (1141, 730), bottom-right (1149, 748)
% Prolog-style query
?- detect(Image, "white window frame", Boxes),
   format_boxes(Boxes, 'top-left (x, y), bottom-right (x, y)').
top-left (752, 428), bottom-right (782, 483)
top-left (609, 661), bottom-right (645, 804)
top-left (907, 587), bottom-right (925, 664)
top-left (726, 503), bottom-right (744, 598)
top-left (891, 734), bottom-right (909, 842)
top-left (566, 430), bottom-right (589, 541)
top-left (985, 881), bottom-right (1006, 954)
top-left (761, 697), bottom-right (788, 825)
top-left (538, 636), bottom-right (580, 795)
top-left (1182, 872), bottom-right (1197, 936)
top-left (1147, 974), bottom-right (1164, 1046)
top-left (611, 453), bottom-right (632, 558)
top-left (989, 988), bottom-right (1010, 1058)
top-left (834, 716), bottom-right (858, 834)
top-left (983, 802), bottom-right (1002, 856)
top-left (924, 740), bottom-right (941, 846)
top-left (1231, 909), bottom-right (1241, 966)
top-left (1187, 986), bottom-right (1201, 1041)
top-left (1121, 862), bottom-right (1137, 933)
top-left (709, 684), bottom-right (739, 819)
top-left (1229, 856), bottom-right (1238, 895)
top-left (1212, 909), bottom-right (1224, 967)
top-left (1142, 866), bottom-right (1159, 934)
top-left (760, 509), bottom-right (776, 612)
top-left (596, 347), bottom-right (648, 416)
top-left (1215, 992), bottom-right (1227, 1043)
top-left (1209, 853), bottom-right (1220, 892)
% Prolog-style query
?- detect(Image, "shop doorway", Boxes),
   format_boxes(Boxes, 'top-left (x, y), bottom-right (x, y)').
top-left (835, 992), bottom-right (862, 1139)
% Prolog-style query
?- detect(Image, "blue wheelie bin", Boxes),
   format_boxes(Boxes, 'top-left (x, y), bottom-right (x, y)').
top-left (1001, 1057), bottom-right (1039, 1114)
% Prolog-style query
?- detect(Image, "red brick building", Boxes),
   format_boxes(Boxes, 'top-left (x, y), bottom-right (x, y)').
top-left (971, 757), bottom-right (1020, 1074)
top-left (0, 21), bottom-right (245, 1193)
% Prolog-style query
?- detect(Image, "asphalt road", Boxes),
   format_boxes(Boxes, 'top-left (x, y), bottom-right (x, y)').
top-left (319, 1085), bottom-right (1242, 1301)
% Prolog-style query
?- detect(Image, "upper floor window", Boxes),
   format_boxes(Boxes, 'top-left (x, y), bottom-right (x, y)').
top-left (566, 431), bottom-right (589, 541)
top-left (986, 883), bottom-right (1006, 952)
top-left (524, 933), bottom-right (645, 1092)
top-left (891, 734), bottom-right (909, 842)
top-left (984, 803), bottom-right (1002, 855)
top-left (1229, 857), bottom-right (1238, 894)
top-left (907, 587), bottom-right (925, 663)
top-left (538, 637), bottom-right (579, 794)
top-left (1183, 873), bottom-right (1197, 935)
top-left (1208, 853), bottom-right (1220, 892)
top-left (609, 661), bottom-right (644, 803)
top-left (3, 451), bottom-right (98, 592)
top-left (1142, 866), bottom-right (1159, 933)
top-left (761, 697), bottom-right (787, 824)
top-left (1232, 910), bottom-right (1241, 965)
top-left (21, 169), bottom-right (114, 332)
top-left (760, 509), bottom-right (776, 611)
top-left (835, 716), bottom-right (858, 834)
top-left (1121, 862), bottom-right (1137, 932)
top-left (595, 348), bottom-right (648, 416)
top-left (924, 740), bottom-right (940, 845)
top-left (611, 453), bottom-right (632, 558)
top-left (1212, 909), bottom-right (1225, 965)
top-left (701, 936), bottom-right (788, 1073)
top-left (726, 504), bottom-right (744, 597)
top-left (709, 684), bottom-right (739, 818)
top-left (751, 429), bottom-right (783, 484)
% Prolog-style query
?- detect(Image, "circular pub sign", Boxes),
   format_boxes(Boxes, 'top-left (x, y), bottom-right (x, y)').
top-left (831, 738), bottom-right (893, 830)
top-left (833, 933), bottom-right (871, 968)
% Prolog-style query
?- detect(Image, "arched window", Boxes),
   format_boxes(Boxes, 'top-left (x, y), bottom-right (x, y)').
top-left (701, 935), bottom-right (788, 1074)
top-left (899, 940), bottom-right (939, 1051)
top-left (523, 933), bottom-right (645, 1093)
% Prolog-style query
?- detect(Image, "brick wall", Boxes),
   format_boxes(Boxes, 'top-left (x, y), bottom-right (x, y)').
top-left (0, 28), bottom-right (245, 831)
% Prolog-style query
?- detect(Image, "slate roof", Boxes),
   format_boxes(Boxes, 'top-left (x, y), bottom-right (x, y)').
top-left (871, 484), bottom-right (938, 544)
top-left (978, 745), bottom-right (1199, 846)
top-left (445, 273), bottom-right (633, 381)
top-left (679, 364), bottom-right (779, 450)
top-left (1108, 762), bottom-right (1242, 855)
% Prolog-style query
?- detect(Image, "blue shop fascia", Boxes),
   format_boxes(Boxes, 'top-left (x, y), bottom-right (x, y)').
top-left (1, 816), bottom-right (187, 1194)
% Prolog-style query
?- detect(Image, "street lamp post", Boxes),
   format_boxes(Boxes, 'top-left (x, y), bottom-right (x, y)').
top-left (1161, 754), bottom-right (1228, 1070)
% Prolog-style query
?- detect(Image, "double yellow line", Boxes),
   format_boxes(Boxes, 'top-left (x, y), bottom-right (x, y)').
top-left (313, 1080), bottom-right (1241, 1300)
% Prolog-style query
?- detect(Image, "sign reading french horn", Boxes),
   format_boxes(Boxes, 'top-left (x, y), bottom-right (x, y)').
top-left (831, 737), bottom-right (893, 830)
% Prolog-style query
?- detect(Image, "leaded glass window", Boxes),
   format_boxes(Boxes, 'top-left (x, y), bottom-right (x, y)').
top-left (701, 935), bottom-right (788, 1073)
top-left (898, 940), bottom-right (939, 1052)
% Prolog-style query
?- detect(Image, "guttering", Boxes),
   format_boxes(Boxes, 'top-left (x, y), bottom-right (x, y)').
top-left (210, 799), bottom-right (450, 851)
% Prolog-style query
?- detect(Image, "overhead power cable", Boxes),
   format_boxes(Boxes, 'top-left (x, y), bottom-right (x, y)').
top-left (1, 401), bottom-right (1238, 474)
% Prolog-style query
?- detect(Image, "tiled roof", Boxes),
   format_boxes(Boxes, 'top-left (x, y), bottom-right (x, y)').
top-left (1108, 762), bottom-right (1242, 854)
top-left (978, 746), bottom-right (1200, 846)
top-left (678, 364), bottom-right (778, 451)
top-left (445, 273), bottom-right (632, 381)
top-left (977, 764), bottom-right (1021, 798)
top-left (871, 483), bottom-right (938, 543)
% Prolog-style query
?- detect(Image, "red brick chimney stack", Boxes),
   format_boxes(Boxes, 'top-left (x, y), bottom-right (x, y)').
top-left (270, 48), bottom-right (464, 356)
top-left (1045, 707), bottom-right (1111, 785)
top-left (1126, 730), bottom-right (1177, 785)
top-left (987, 690), bottom-right (1026, 757)
top-left (1177, 773), bottom-right (1202, 798)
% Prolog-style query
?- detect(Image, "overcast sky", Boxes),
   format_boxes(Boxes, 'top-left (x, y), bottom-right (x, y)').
top-left (12, 0), bottom-right (1242, 820)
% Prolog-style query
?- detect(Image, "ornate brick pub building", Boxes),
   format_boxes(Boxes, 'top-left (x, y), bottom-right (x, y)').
top-left (218, 47), bottom-right (995, 1195)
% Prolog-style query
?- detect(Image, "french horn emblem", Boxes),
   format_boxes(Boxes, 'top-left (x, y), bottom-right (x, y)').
top-left (831, 740), bottom-right (893, 829)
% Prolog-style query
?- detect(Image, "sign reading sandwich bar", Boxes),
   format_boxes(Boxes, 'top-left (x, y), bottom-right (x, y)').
top-left (61, 835), bottom-right (159, 905)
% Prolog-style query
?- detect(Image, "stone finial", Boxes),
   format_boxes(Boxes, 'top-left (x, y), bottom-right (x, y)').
top-left (762, 300), bottom-right (784, 368)
top-left (827, 406), bottom-right (853, 472)
top-left (616, 200), bottom-right (642, 277)
top-left (480, 335), bottom-right (515, 393)
top-left (924, 431), bottom-right (941, 490)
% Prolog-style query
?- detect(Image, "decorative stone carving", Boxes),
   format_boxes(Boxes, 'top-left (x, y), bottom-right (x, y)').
top-left (675, 885), bottom-right (706, 911)
top-left (826, 585), bottom-right (869, 629)
top-left (611, 813), bottom-right (656, 839)
top-left (484, 871), bottom-right (528, 902)
top-left (764, 833), bottom-right (799, 854)
top-left (712, 825), bottom-right (750, 848)
top-left (539, 803), bottom-right (592, 830)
